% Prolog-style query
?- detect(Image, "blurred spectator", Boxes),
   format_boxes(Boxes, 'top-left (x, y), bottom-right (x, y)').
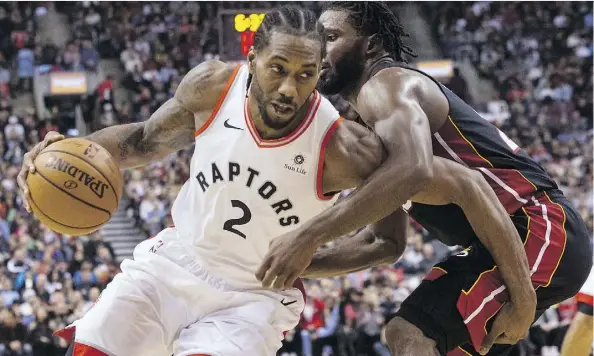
top-left (446, 67), bottom-right (471, 104)
top-left (120, 43), bottom-right (142, 74)
top-left (16, 45), bottom-right (34, 92)
top-left (0, 309), bottom-right (31, 356)
top-left (0, 53), bottom-right (10, 87)
top-left (4, 116), bottom-right (25, 148)
top-left (29, 308), bottom-right (56, 355)
top-left (96, 75), bottom-right (113, 106)
top-left (79, 40), bottom-right (99, 71)
top-left (62, 42), bottom-right (82, 71)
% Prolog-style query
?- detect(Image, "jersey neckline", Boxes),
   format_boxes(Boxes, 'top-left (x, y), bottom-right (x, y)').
top-left (243, 91), bottom-right (321, 148)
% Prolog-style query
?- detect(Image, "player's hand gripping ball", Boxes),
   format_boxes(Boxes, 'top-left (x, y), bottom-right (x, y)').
top-left (18, 134), bottom-right (122, 236)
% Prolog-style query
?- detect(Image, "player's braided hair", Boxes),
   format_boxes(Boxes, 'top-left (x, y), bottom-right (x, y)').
top-left (246, 5), bottom-right (324, 92)
top-left (325, 1), bottom-right (416, 63)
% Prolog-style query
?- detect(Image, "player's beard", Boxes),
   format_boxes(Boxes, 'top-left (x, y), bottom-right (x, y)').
top-left (317, 49), bottom-right (365, 96)
top-left (250, 74), bottom-right (295, 130)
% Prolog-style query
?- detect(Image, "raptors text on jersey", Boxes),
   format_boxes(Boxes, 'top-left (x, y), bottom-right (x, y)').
top-left (170, 65), bottom-right (343, 288)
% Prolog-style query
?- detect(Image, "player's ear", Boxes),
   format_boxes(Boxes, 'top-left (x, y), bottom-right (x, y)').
top-left (366, 34), bottom-right (382, 56)
top-left (247, 47), bottom-right (256, 74)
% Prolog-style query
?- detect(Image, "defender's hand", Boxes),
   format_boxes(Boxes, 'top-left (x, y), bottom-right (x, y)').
top-left (479, 300), bottom-right (535, 355)
top-left (256, 229), bottom-right (317, 290)
top-left (17, 131), bottom-right (65, 212)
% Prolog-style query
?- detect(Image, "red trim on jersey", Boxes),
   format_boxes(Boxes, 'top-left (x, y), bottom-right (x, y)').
top-left (424, 266), bottom-right (448, 281)
top-left (524, 192), bottom-right (567, 287)
top-left (243, 91), bottom-right (320, 148)
top-left (577, 292), bottom-right (594, 306)
top-left (438, 117), bottom-right (493, 168)
top-left (479, 168), bottom-right (538, 214)
top-left (72, 342), bottom-right (109, 356)
top-left (194, 65), bottom-right (242, 137)
top-left (456, 191), bottom-right (567, 352)
top-left (54, 325), bottom-right (76, 343)
top-left (435, 117), bottom-right (539, 212)
top-left (316, 117), bottom-right (344, 200)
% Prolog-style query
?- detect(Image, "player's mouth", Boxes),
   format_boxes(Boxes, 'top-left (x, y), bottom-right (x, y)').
top-left (271, 102), bottom-right (294, 116)
top-left (320, 63), bottom-right (330, 77)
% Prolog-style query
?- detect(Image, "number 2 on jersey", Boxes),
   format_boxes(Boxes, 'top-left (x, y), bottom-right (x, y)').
top-left (223, 200), bottom-right (252, 239)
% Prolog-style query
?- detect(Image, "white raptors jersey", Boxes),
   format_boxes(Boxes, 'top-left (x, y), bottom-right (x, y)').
top-left (170, 65), bottom-right (343, 288)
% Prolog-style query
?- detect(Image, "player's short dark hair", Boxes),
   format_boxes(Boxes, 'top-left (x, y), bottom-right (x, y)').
top-left (252, 5), bottom-right (324, 56)
top-left (325, 1), bottom-right (416, 62)
top-left (248, 5), bottom-right (325, 91)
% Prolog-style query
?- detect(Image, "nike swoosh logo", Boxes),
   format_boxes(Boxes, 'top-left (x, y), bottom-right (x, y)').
top-left (224, 119), bottom-right (243, 130)
top-left (281, 298), bottom-right (297, 306)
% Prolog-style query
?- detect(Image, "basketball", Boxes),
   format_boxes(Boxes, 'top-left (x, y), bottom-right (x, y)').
top-left (26, 138), bottom-right (123, 236)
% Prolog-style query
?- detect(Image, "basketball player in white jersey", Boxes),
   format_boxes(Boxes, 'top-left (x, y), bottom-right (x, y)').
top-left (18, 7), bottom-right (385, 356)
top-left (17, 5), bottom-right (530, 356)
top-left (560, 266), bottom-right (593, 356)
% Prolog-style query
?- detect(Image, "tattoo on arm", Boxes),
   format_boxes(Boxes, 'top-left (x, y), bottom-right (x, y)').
top-left (116, 124), bottom-right (148, 163)
top-left (84, 60), bottom-right (229, 169)
top-left (86, 99), bottom-right (195, 168)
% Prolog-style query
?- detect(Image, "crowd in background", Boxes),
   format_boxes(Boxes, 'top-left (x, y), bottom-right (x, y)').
top-left (429, 1), bottom-right (593, 244)
top-left (0, 2), bottom-right (592, 356)
top-left (0, 3), bottom-right (122, 356)
top-left (0, 2), bottom-right (37, 108)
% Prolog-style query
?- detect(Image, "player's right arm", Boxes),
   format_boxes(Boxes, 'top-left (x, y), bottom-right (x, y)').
top-left (302, 208), bottom-right (407, 278)
top-left (83, 60), bottom-right (231, 168)
top-left (412, 159), bottom-right (537, 311)
top-left (17, 60), bottom-right (234, 212)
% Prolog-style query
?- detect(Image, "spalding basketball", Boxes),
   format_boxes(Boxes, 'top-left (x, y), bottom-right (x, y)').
top-left (26, 138), bottom-right (122, 236)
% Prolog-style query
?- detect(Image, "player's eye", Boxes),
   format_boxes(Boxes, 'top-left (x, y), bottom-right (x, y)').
top-left (270, 65), bottom-right (284, 74)
top-left (326, 34), bottom-right (337, 42)
top-left (300, 72), bottom-right (314, 79)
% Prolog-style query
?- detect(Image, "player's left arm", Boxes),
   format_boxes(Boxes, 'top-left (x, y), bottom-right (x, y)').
top-left (413, 158), bottom-right (537, 311)
top-left (302, 208), bottom-right (407, 278)
top-left (296, 70), bottom-right (442, 247)
top-left (302, 156), bottom-right (534, 296)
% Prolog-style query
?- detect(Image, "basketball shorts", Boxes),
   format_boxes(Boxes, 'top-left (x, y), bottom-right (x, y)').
top-left (576, 264), bottom-right (594, 316)
top-left (395, 190), bottom-right (593, 356)
top-left (55, 227), bottom-right (306, 356)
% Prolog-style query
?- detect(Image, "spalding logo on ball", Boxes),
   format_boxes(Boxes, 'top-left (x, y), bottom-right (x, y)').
top-left (43, 153), bottom-right (111, 199)
top-left (26, 138), bottom-right (122, 236)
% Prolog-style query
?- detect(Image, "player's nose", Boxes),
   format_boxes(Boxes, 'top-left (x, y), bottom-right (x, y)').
top-left (277, 77), bottom-right (298, 100)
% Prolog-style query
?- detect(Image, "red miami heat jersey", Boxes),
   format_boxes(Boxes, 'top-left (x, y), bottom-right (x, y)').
top-left (379, 63), bottom-right (559, 247)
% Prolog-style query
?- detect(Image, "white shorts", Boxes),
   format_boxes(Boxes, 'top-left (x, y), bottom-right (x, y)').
top-left (60, 227), bottom-right (305, 356)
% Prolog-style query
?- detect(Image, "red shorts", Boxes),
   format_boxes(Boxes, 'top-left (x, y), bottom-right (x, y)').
top-left (396, 190), bottom-right (592, 355)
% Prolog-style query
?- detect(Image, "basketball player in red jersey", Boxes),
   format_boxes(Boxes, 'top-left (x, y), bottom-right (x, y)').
top-left (257, 2), bottom-right (593, 356)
